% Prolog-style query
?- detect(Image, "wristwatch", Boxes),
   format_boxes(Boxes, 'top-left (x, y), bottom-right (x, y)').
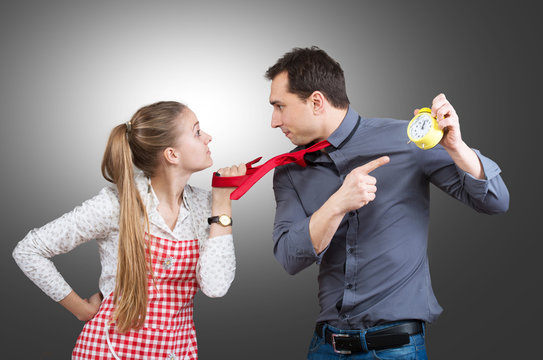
top-left (207, 214), bottom-right (233, 227)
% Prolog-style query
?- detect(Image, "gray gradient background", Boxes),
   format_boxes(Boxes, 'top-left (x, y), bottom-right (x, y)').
top-left (1, 0), bottom-right (540, 359)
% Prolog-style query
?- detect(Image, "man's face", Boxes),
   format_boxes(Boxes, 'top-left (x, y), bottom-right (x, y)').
top-left (269, 71), bottom-right (318, 146)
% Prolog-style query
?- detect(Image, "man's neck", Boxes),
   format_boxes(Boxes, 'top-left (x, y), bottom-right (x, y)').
top-left (318, 106), bottom-right (348, 141)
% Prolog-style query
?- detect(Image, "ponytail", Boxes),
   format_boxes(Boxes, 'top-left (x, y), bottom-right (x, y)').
top-left (101, 124), bottom-right (149, 333)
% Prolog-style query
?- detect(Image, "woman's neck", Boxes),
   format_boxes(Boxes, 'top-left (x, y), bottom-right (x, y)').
top-left (150, 168), bottom-right (191, 212)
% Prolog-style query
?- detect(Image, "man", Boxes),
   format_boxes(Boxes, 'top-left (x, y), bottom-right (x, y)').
top-left (265, 47), bottom-right (509, 359)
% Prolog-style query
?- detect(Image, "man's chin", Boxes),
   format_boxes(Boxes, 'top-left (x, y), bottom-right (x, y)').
top-left (286, 134), bottom-right (313, 146)
top-left (291, 138), bottom-right (313, 147)
top-left (288, 136), bottom-right (302, 146)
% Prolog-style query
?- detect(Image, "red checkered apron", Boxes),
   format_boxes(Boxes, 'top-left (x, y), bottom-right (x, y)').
top-left (72, 234), bottom-right (199, 359)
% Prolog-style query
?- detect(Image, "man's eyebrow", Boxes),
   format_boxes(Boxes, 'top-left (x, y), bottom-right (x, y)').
top-left (270, 100), bottom-right (280, 105)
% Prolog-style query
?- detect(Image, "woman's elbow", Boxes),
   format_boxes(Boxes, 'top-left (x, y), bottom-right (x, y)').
top-left (200, 282), bottom-right (232, 298)
top-left (199, 269), bottom-right (235, 298)
top-left (12, 241), bottom-right (26, 266)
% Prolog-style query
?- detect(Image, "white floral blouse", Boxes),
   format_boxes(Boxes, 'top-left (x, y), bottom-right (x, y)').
top-left (12, 172), bottom-right (236, 301)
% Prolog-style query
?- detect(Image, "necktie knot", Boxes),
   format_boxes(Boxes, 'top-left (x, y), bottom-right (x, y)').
top-left (279, 153), bottom-right (306, 167)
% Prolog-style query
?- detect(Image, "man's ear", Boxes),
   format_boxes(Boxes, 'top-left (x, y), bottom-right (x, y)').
top-left (310, 91), bottom-right (326, 115)
top-left (162, 147), bottom-right (180, 165)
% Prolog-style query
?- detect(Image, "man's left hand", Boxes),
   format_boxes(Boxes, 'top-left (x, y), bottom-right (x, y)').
top-left (415, 93), bottom-right (486, 179)
top-left (414, 93), bottom-right (463, 151)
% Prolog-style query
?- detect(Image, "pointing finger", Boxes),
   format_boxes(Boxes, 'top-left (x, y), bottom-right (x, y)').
top-left (358, 156), bottom-right (390, 174)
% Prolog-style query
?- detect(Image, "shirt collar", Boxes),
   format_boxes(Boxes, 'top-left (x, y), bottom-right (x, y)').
top-left (326, 106), bottom-right (360, 149)
top-left (144, 176), bottom-right (190, 209)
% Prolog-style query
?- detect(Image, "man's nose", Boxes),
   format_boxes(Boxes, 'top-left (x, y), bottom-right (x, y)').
top-left (271, 113), bottom-right (282, 128)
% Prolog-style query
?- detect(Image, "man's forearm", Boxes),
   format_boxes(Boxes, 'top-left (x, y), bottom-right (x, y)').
top-left (309, 194), bottom-right (345, 254)
top-left (446, 141), bottom-right (485, 180)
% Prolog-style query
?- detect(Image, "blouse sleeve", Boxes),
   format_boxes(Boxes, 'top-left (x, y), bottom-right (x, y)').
top-left (12, 186), bottom-right (118, 302)
top-left (195, 190), bottom-right (236, 298)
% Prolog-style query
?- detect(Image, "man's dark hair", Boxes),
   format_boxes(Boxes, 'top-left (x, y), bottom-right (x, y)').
top-left (265, 46), bottom-right (350, 109)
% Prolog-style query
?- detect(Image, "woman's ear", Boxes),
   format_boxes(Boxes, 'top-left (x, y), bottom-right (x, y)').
top-left (162, 147), bottom-right (181, 165)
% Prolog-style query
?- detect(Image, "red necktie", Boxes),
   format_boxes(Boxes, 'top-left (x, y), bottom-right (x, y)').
top-left (212, 140), bottom-right (331, 200)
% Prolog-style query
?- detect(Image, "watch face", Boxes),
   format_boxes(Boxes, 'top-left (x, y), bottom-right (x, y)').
top-left (218, 215), bottom-right (231, 226)
top-left (409, 113), bottom-right (433, 140)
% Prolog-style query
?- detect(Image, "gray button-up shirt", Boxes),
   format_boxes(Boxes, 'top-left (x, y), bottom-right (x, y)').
top-left (272, 106), bottom-right (509, 329)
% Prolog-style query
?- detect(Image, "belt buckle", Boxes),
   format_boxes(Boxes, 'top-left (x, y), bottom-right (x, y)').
top-left (331, 333), bottom-right (351, 355)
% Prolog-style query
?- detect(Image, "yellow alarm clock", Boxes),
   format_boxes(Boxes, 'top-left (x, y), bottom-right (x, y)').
top-left (407, 107), bottom-right (443, 150)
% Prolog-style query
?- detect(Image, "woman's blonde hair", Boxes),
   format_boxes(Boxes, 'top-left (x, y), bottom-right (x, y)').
top-left (101, 101), bottom-right (186, 333)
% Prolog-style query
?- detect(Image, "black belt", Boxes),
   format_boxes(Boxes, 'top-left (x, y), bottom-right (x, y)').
top-left (315, 320), bottom-right (423, 354)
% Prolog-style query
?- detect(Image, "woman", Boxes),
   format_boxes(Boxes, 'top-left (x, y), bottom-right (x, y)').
top-left (12, 101), bottom-right (245, 359)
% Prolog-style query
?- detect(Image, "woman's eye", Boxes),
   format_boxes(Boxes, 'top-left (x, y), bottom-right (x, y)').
top-left (196, 130), bottom-right (201, 136)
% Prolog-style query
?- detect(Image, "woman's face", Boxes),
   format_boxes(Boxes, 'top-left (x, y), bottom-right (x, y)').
top-left (173, 108), bottom-right (213, 173)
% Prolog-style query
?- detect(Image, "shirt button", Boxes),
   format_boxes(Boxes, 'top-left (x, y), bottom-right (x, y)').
top-left (348, 248), bottom-right (354, 254)
top-left (349, 211), bottom-right (355, 217)
top-left (340, 314), bottom-right (348, 320)
top-left (347, 283), bottom-right (353, 289)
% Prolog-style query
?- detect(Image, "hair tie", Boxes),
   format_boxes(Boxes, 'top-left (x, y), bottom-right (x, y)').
top-left (125, 121), bottom-right (132, 134)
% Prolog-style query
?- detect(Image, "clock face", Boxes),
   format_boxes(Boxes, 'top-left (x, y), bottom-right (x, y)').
top-left (409, 114), bottom-right (433, 140)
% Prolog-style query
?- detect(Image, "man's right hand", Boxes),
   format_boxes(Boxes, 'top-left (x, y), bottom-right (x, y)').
top-left (309, 156), bottom-right (390, 254)
top-left (333, 156), bottom-right (390, 213)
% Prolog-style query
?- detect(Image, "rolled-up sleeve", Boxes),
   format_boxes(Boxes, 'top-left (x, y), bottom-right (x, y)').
top-left (422, 146), bottom-right (509, 214)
